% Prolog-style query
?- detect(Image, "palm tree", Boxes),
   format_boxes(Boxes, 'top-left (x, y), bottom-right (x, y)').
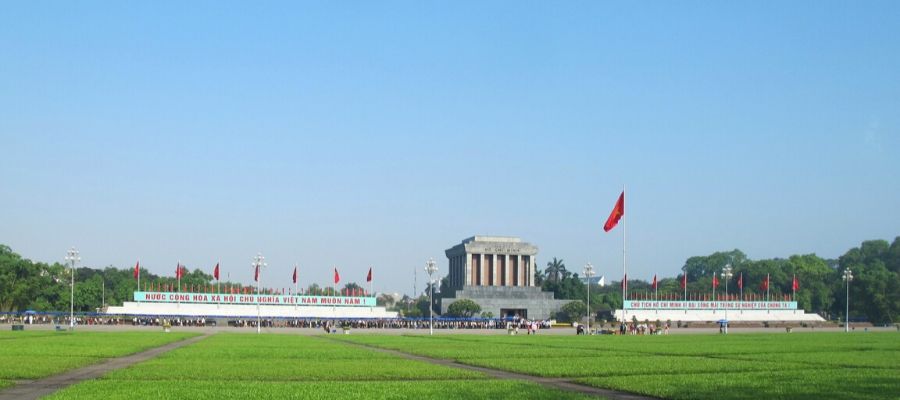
top-left (545, 258), bottom-right (567, 283)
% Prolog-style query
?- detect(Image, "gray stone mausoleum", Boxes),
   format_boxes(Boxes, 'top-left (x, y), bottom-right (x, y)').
top-left (440, 235), bottom-right (569, 320)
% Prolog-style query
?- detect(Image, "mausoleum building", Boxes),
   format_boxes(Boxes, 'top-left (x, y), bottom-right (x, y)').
top-left (441, 236), bottom-right (568, 320)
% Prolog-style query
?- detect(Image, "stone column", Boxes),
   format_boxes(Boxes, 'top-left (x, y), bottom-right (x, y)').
top-left (492, 254), bottom-right (499, 287)
top-left (465, 253), bottom-right (472, 287)
top-left (528, 255), bottom-right (534, 287)
top-left (516, 255), bottom-right (523, 287)
top-left (480, 253), bottom-right (486, 286)
top-left (505, 254), bottom-right (511, 286)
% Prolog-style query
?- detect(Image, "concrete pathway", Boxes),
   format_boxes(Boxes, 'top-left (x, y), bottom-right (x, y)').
top-left (329, 338), bottom-right (658, 400)
top-left (0, 334), bottom-right (210, 400)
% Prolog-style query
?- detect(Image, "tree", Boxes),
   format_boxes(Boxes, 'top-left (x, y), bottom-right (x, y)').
top-left (544, 257), bottom-right (567, 283)
top-left (343, 282), bottom-right (363, 295)
top-left (415, 295), bottom-right (432, 317)
top-left (446, 299), bottom-right (482, 317)
top-left (557, 300), bottom-right (587, 323)
top-left (306, 283), bottom-right (321, 295)
top-left (376, 293), bottom-right (397, 308)
top-left (682, 250), bottom-right (748, 282)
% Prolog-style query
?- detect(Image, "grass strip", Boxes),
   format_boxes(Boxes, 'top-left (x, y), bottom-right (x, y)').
top-left (575, 368), bottom-right (900, 400)
top-left (0, 331), bottom-right (197, 380)
top-left (47, 378), bottom-right (596, 399)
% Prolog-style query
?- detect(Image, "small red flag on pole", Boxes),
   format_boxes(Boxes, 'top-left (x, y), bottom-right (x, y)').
top-left (367, 267), bottom-right (373, 282)
top-left (651, 274), bottom-right (657, 290)
top-left (334, 268), bottom-right (340, 284)
top-left (292, 266), bottom-right (298, 284)
top-left (213, 263), bottom-right (219, 280)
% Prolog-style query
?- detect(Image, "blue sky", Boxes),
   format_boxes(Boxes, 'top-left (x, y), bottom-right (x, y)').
top-left (1, 2), bottom-right (898, 295)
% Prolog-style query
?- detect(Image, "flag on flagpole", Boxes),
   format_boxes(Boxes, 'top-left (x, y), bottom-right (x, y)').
top-left (761, 275), bottom-right (769, 291)
top-left (680, 274), bottom-right (687, 289)
top-left (133, 261), bottom-right (140, 280)
top-left (792, 275), bottom-right (799, 291)
top-left (712, 275), bottom-right (719, 289)
top-left (213, 263), bottom-right (220, 280)
top-left (737, 272), bottom-right (743, 289)
top-left (366, 267), bottom-right (373, 282)
top-left (254, 265), bottom-right (259, 282)
top-left (621, 274), bottom-right (627, 291)
top-left (603, 192), bottom-right (625, 232)
top-left (334, 268), bottom-right (340, 284)
top-left (651, 274), bottom-right (657, 290)
top-left (292, 266), bottom-right (298, 284)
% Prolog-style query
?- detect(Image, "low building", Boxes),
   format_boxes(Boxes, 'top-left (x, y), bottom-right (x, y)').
top-left (106, 291), bottom-right (398, 319)
top-left (440, 235), bottom-right (569, 320)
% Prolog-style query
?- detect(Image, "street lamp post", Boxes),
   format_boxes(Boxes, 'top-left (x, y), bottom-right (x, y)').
top-left (842, 268), bottom-right (853, 333)
top-left (64, 247), bottom-right (80, 329)
top-left (721, 264), bottom-right (733, 334)
top-left (252, 253), bottom-right (267, 334)
top-left (425, 258), bottom-right (438, 336)
top-left (583, 263), bottom-right (595, 334)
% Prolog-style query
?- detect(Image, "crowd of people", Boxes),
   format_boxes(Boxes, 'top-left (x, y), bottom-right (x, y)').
top-left (618, 321), bottom-right (670, 335)
top-left (0, 313), bottom-right (554, 331)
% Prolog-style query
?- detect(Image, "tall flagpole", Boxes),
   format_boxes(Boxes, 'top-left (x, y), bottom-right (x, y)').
top-left (622, 186), bottom-right (627, 324)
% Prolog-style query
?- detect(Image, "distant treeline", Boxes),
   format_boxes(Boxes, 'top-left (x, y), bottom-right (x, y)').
top-left (0, 245), bottom-right (368, 314)
top-left (2, 237), bottom-right (898, 323)
top-left (529, 237), bottom-right (899, 324)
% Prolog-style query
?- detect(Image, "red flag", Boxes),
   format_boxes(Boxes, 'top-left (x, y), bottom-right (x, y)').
top-left (621, 274), bottom-right (627, 291)
top-left (737, 272), bottom-right (743, 289)
top-left (334, 268), bottom-right (340, 284)
top-left (366, 267), bottom-right (373, 283)
top-left (603, 191), bottom-right (625, 232)
top-left (761, 275), bottom-right (769, 291)
top-left (680, 274), bottom-right (687, 289)
top-left (292, 266), bottom-right (298, 284)
top-left (254, 265), bottom-right (259, 282)
top-left (792, 275), bottom-right (799, 291)
top-left (652, 274), bottom-right (657, 290)
top-left (213, 263), bottom-right (220, 280)
top-left (712, 275), bottom-right (719, 289)
top-left (133, 261), bottom-right (140, 280)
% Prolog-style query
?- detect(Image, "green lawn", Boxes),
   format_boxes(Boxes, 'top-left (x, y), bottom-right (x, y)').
top-left (26, 331), bottom-right (900, 399)
top-left (337, 332), bottom-right (900, 399)
top-left (47, 379), bottom-right (589, 400)
top-left (0, 331), bottom-right (197, 380)
top-left (47, 334), bottom-right (594, 400)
